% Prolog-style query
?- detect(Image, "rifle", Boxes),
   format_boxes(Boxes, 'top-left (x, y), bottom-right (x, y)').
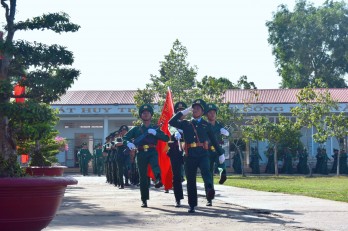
top-left (133, 123), bottom-right (162, 146)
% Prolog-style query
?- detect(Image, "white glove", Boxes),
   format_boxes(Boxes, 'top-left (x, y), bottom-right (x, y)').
top-left (219, 154), bottom-right (225, 164)
top-left (220, 128), bottom-right (229, 136)
top-left (148, 128), bottom-right (157, 136)
top-left (177, 129), bottom-right (183, 133)
top-left (174, 131), bottom-right (181, 140)
top-left (181, 106), bottom-right (192, 116)
top-left (127, 142), bottom-right (136, 150)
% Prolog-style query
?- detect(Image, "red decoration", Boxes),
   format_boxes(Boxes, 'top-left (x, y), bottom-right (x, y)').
top-left (14, 76), bottom-right (26, 103)
top-left (21, 154), bottom-right (29, 164)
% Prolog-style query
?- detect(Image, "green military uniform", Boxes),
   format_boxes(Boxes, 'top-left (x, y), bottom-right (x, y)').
top-left (297, 148), bottom-right (309, 174)
top-left (102, 137), bottom-right (113, 183)
top-left (77, 143), bottom-right (92, 176)
top-left (169, 99), bottom-right (224, 213)
top-left (116, 125), bottom-right (130, 189)
top-left (250, 147), bottom-right (261, 174)
top-left (123, 104), bottom-right (169, 207)
top-left (205, 103), bottom-right (228, 187)
top-left (315, 148), bottom-right (329, 175)
top-left (109, 133), bottom-right (119, 187)
top-left (167, 102), bottom-right (187, 207)
top-left (281, 148), bottom-right (293, 174)
top-left (94, 143), bottom-right (104, 176)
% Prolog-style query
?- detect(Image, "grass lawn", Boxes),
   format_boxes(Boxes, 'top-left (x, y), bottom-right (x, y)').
top-left (198, 175), bottom-right (348, 203)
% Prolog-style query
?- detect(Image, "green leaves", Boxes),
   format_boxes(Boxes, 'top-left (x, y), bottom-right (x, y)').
top-left (14, 12), bottom-right (80, 33)
top-left (266, 0), bottom-right (348, 88)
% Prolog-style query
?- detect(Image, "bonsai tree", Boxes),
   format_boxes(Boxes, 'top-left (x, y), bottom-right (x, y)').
top-left (0, 0), bottom-right (80, 176)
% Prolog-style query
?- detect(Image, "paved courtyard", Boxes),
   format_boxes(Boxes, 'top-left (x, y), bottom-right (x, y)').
top-left (44, 174), bottom-right (348, 231)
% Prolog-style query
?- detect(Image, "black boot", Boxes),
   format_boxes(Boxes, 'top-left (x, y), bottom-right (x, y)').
top-left (154, 178), bottom-right (163, 188)
top-left (141, 200), bottom-right (147, 208)
top-left (206, 200), bottom-right (212, 206)
top-left (207, 188), bottom-right (215, 201)
top-left (219, 174), bottom-right (227, 185)
top-left (175, 200), bottom-right (181, 208)
top-left (188, 206), bottom-right (195, 213)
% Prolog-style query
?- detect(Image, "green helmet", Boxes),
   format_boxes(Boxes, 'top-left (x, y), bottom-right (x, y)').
top-left (192, 99), bottom-right (206, 112)
top-left (174, 101), bottom-right (187, 113)
top-left (138, 104), bottom-right (154, 117)
top-left (205, 103), bottom-right (218, 114)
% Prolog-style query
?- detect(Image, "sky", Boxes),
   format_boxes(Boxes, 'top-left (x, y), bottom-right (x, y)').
top-left (12, 0), bottom-right (327, 91)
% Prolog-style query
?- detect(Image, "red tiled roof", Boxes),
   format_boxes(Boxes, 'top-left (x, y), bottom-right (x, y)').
top-left (52, 88), bottom-right (348, 105)
top-left (223, 88), bottom-right (348, 104)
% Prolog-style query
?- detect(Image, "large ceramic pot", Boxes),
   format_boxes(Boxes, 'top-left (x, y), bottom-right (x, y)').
top-left (0, 176), bottom-right (77, 231)
top-left (25, 166), bottom-right (67, 176)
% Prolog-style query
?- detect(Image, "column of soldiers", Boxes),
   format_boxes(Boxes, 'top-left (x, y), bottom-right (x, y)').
top-left (100, 129), bottom-right (138, 187)
top-left (84, 100), bottom-right (228, 213)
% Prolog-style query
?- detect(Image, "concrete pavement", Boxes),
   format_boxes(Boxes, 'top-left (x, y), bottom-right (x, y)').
top-left (44, 174), bottom-right (348, 231)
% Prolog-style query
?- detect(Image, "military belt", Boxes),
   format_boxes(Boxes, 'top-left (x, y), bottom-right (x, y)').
top-left (186, 142), bottom-right (207, 149)
top-left (137, 144), bottom-right (156, 152)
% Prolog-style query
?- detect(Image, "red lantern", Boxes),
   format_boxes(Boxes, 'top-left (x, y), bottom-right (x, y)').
top-left (13, 76), bottom-right (26, 103)
top-left (21, 154), bottom-right (29, 164)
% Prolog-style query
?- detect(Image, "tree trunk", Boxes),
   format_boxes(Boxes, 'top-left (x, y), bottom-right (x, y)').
top-left (0, 114), bottom-right (16, 160)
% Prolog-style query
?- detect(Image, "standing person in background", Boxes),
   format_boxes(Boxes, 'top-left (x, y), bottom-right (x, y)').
top-left (169, 99), bottom-right (225, 213)
top-left (205, 103), bottom-right (229, 206)
top-left (115, 125), bottom-right (130, 189)
top-left (123, 104), bottom-right (169, 208)
top-left (77, 143), bottom-right (92, 176)
top-left (167, 102), bottom-right (187, 208)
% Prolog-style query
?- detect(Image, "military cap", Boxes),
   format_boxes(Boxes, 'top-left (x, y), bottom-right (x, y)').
top-left (118, 125), bottom-right (129, 132)
top-left (111, 131), bottom-right (118, 137)
top-left (192, 99), bottom-right (206, 111)
top-left (139, 104), bottom-right (154, 117)
top-left (205, 103), bottom-right (218, 114)
top-left (174, 101), bottom-right (187, 113)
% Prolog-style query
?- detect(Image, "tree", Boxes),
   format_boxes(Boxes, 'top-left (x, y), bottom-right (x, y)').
top-left (0, 0), bottom-right (80, 176)
top-left (149, 39), bottom-right (197, 104)
top-left (266, 0), bottom-right (348, 88)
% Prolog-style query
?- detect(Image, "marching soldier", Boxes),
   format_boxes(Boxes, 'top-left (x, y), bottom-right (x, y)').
top-left (169, 99), bottom-right (225, 213)
top-left (167, 101), bottom-right (187, 207)
top-left (123, 104), bottom-right (169, 208)
top-left (204, 103), bottom-right (229, 206)
top-left (115, 125), bottom-right (130, 189)
top-left (109, 132), bottom-right (119, 187)
top-left (77, 143), bottom-right (92, 176)
top-left (102, 136), bottom-right (113, 183)
top-left (94, 143), bottom-right (104, 176)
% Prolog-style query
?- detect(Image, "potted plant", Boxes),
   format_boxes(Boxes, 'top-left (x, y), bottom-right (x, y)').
top-left (0, 1), bottom-right (80, 230)
top-left (14, 103), bottom-right (69, 176)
